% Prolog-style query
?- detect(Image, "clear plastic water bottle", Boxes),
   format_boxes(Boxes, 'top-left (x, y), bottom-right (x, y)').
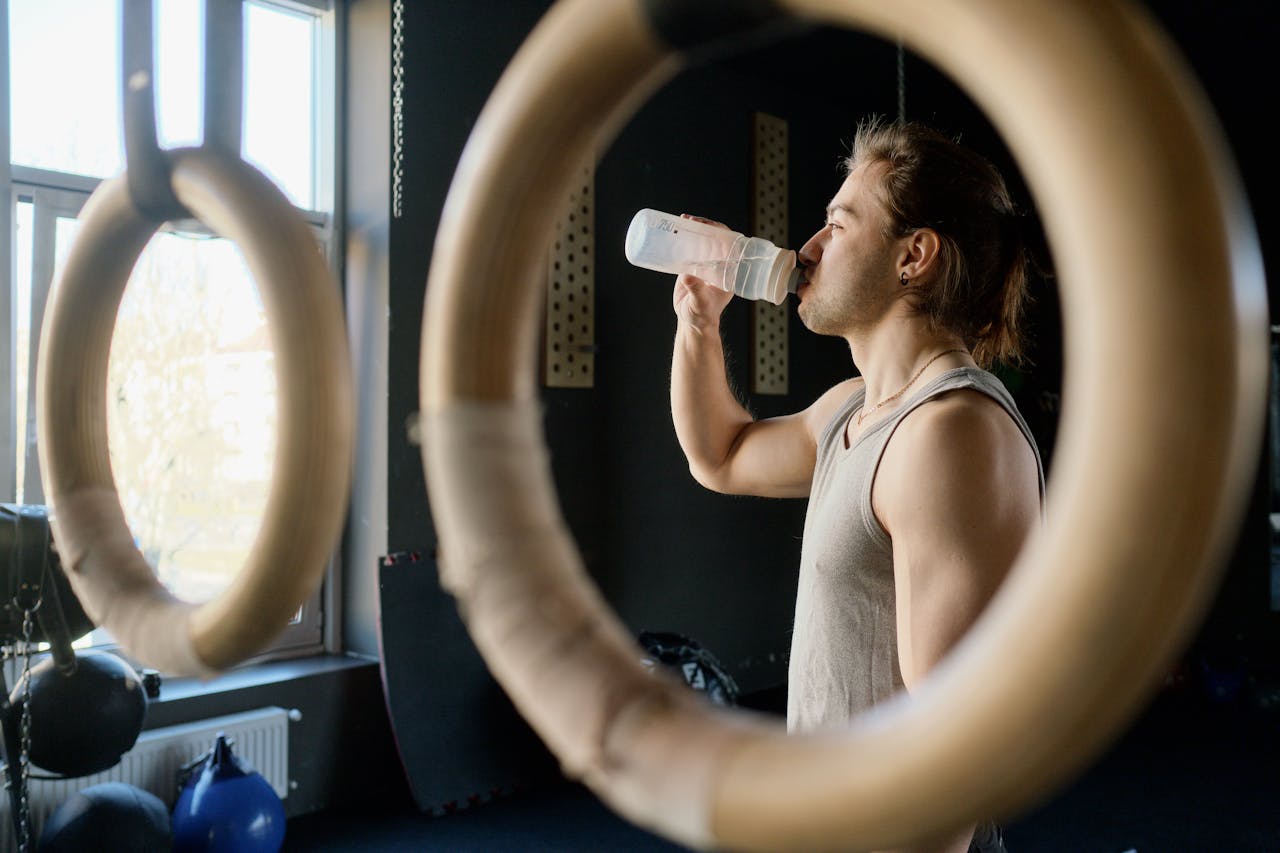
top-left (624, 208), bottom-right (800, 305)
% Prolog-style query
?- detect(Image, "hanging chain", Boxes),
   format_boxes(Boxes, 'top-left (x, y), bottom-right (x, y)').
top-left (896, 41), bottom-right (906, 123)
top-left (391, 0), bottom-right (406, 219)
top-left (14, 608), bottom-right (35, 853)
top-left (0, 642), bottom-right (10, 823)
top-left (4, 510), bottom-right (39, 853)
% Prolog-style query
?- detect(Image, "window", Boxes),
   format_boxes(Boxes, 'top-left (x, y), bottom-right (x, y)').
top-left (3, 0), bottom-right (338, 659)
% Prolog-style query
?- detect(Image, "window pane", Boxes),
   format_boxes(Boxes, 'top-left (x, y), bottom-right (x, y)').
top-left (50, 222), bottom-right (279, 604)
top-left (155, 0), bottom-right (204, 150)
top-left (9, 0), bottom-right (123, 177)
top-left (244, 2), bottom-right (316, 209)
top-left (10, 0), bottom-right (320, 206)
top-left (13, 202), bottom-right (33, 504)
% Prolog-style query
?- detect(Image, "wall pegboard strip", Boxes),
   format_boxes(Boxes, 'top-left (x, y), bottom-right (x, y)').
top-left (752, 112), bottom-right (789, 396)
top-left (544, 162), bottom-right (596, 388)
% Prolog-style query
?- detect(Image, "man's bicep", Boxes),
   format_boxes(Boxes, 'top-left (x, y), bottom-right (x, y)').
top-left (881, 399), bottom-right (1040, 688)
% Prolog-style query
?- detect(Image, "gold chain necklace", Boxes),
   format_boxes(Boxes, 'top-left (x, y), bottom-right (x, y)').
top-left (856, 349), bottom-right (968, 426)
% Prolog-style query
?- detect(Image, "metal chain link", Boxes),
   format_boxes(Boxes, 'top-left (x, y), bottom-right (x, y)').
top-left (0, 636), bottom-right (10, 849)
top-left (6, 508), bottom-right (39, 852)
top-left (391, 0), bottom-right (406, 219)
top-left (15, 609), bottom-right (34, 853)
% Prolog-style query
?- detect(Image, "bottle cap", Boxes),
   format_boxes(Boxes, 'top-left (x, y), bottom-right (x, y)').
top-left (786, 266), bottom-right (803, 295)
top-left (763, 248), bottom-right (798, 305)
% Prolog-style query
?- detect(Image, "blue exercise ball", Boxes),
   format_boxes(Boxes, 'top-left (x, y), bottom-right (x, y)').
top-left (37, 782), bottom-right (171, 852)
top-left (172, 734), bottom-right (286, 852)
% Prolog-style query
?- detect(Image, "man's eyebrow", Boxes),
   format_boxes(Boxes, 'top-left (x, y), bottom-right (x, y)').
top-left (825, 202), bottom-right (856, 219)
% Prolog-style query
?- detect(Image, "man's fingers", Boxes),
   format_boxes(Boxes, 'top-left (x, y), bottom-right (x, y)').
top-left (680, 213), bottom-right (730, 230)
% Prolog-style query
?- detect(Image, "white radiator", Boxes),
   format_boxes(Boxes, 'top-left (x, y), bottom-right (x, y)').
top-left (0, 706), bottom-right (290, 851)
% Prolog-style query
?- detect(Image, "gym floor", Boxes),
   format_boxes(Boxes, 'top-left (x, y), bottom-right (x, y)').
top-left (284, 690), bottom-right (1279, 851)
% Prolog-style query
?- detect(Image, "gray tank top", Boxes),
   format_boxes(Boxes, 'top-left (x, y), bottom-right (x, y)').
top-left (787, 367), bottom-right (1044, 732)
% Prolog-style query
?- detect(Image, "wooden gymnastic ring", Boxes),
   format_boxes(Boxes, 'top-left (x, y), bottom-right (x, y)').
top-left (38, 146), bottom-right (353, 675)
top-left (420, 0), bottom-right (1266, 849)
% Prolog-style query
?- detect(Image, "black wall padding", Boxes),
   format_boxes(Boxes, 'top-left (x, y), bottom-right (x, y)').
top-left (378, 552), bottom-right (557, 814)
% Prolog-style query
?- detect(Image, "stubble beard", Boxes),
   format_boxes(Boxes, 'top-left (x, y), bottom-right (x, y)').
top-left (798, 274), bottom-right (886, 339)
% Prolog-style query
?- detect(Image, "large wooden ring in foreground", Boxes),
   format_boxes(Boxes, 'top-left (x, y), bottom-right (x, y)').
top-left (38, 147), bottom-right (353, 676)
top-left (420, 0), bottom-right (1266, 850)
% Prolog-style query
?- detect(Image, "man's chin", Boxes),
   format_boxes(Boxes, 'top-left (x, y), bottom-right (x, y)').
top-left (796, 304), bottom-right (825, 334)
top-left (797, 312), bottom-right (850, 340)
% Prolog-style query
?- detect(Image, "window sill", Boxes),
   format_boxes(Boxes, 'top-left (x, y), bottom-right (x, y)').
top-left (141, 651), bottom-right (381, 730)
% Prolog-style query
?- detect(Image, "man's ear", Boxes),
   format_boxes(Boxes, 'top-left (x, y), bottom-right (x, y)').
top-left (899, 228), bottom-right (942, 281)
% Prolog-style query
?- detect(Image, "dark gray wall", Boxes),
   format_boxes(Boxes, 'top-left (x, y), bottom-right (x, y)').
top-left (385, 2), bottom-right (553, 554)
top-left (377, 0), bottom-right (563, 812)
top-left (1139, 0), bottom-right (1278, 673)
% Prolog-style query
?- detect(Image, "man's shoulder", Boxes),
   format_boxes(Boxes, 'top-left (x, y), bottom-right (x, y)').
top-left (905, 385), bottom-right (1011, 434)
top-left (886, 388), bottom-right (1030, 480)
top-left (875, 386), bottom-right (1041, 536)
top-left (802, 377), bottom-right (865, 440)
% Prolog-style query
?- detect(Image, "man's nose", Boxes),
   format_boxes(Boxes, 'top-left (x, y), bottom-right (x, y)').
top-left (798, 230), bottom-right (824, 267)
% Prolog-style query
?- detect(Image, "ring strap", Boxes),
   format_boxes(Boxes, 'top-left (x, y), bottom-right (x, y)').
top-left (639, 0), bottom-right (805, 59)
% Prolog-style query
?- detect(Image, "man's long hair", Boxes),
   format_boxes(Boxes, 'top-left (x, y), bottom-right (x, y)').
top-left (846, 119), bottom-right (1030, 368)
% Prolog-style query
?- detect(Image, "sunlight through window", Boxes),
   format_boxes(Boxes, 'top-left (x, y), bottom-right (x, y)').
top-left (6, 0), bottom-right (333, 656)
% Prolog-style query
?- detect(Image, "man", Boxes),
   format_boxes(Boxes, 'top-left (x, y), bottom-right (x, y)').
top-left (670, 120), bottom-right (1043, 853)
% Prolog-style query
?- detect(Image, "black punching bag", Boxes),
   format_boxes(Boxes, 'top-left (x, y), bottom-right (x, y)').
top-left (10, 650), bottom-right (147, 777)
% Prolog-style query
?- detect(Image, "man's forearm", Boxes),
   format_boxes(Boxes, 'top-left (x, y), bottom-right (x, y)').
top-left (671, 320), bottom-right (754, 487)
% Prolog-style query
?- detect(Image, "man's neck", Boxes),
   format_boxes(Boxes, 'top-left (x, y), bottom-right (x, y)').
top-left (847, 315), bottom-right (971, 413)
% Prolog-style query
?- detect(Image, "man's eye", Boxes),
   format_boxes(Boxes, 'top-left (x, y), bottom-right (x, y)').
top-left (825, 220), bottom-right (841, 231)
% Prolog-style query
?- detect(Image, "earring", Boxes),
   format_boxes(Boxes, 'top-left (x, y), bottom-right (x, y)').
top-left (900, 271), bottom-right (910, 286)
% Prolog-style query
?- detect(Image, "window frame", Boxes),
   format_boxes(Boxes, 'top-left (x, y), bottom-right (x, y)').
top-left (2, 0), bottom-right (341, 664)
